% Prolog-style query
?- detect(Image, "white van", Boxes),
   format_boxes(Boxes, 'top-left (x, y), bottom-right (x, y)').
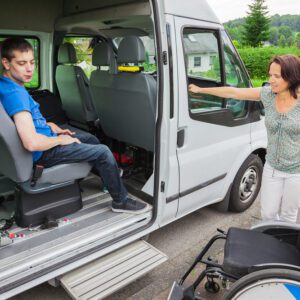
top-left (0, 0), bottom-right (267, 298)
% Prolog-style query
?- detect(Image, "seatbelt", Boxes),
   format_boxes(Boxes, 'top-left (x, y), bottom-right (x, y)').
top-left (31, 164), bottom-right (44, 187)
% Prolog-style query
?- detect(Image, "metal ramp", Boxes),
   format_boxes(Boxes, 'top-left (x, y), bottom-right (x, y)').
top-left (60, 240), bottom-right (168, 300)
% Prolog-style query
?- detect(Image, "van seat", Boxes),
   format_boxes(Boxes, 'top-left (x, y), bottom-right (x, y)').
top-left (90, 42), bottom-right (117, 138)
top-left (0, 102), bottom-right (92, 227)
top-left (56, 43), bottom-right (97, 130)
top-left (113, 36), bottom-right (157, 151)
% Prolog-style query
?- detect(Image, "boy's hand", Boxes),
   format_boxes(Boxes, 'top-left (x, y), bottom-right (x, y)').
top-left (47, 122), bottom-right (75, 135)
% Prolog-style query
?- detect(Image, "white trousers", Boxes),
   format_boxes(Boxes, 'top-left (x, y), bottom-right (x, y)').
top-left (260, 162), bottom-right (300, 223)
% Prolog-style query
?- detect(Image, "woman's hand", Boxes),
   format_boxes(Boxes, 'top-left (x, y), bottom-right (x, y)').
top-left (47, 122), bottom-right (75, 135)
top-left (188, 84), bottom-right (202, 94)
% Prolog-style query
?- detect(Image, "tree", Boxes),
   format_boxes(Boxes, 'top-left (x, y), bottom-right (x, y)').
top-left (242, 0), bottom-right (270, 47)
top-left (269, 27), bottom-right (279, 46)
top-left (225, 26), bottom-right (243, 43)
top-left (278, 35), bottom-right (286, 48)
top-left (296, 33), bottom-right (300, 48)
top-left (287, 36), bottom-right (295, 47)
top-left (278, 25), bottom-right (293, 40)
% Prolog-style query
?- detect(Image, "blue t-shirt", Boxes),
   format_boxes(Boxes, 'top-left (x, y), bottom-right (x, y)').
top-left (0, 75), bottom-right (57, 162)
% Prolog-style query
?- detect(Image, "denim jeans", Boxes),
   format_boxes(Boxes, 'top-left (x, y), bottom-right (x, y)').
top-left (37, 132), bottom-right (127, 203)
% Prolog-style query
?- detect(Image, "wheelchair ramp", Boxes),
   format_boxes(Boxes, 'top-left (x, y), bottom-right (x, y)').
top-left (60, 240), bottom-right (167, 300)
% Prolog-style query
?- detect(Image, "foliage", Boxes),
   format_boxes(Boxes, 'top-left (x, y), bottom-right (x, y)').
top-left (225, 15), bottom-right (300, 47)
top-left (242, 0), bottom-right (270, 47)
top-left (237, 47), bottom-right (300, 79)
top-left (269, 27), bottom-right (279, 45)
top-left (226, 15), bottom-right (300, 33)
top-left (251, 77), bottom-right (268, 87)
top-left (278, 35), bottom-right (286, 47)
top-left (271, 14), bottom-right (300, 31)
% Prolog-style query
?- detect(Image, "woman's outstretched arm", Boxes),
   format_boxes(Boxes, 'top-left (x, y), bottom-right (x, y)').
top-left (188, 84), bottom-right (261, 101)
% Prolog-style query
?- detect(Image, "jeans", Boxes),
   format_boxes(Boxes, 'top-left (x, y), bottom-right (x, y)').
top-left (260, 161), bottom-right (300, 223)
top-left (37, 132), bottom-right (127, 203)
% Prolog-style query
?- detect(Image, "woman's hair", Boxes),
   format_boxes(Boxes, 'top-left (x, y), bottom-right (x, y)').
top-left (269, 54), bottom-right (300, 99)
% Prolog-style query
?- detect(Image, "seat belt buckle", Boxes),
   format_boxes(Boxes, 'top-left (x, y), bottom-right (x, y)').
top-left (31, 165), bottom-right (44, 187)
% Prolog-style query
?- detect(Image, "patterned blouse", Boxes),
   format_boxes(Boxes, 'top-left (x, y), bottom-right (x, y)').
top-left (260, 86), bottom-right (300, 174)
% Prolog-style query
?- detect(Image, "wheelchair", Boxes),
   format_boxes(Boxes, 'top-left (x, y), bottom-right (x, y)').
top-left (168, 222), bottom-right (300, 300)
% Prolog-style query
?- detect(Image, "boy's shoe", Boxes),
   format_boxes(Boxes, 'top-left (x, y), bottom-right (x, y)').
top-left (111, 198), bottom-right (150, 214)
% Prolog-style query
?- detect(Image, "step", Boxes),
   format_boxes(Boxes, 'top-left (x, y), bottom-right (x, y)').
top-left (60, 240), bottom-right (168, 300)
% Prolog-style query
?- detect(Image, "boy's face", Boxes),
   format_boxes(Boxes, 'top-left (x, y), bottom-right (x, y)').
top-left (2, 49), bottom-right (35, 85)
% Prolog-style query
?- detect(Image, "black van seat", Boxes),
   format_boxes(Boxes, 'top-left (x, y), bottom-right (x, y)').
top-left (0, 103), bottom-right (92, 227)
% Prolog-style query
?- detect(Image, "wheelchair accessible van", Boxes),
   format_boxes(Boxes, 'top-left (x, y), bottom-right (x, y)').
top-left (168, 222), bottom-right (300, 300)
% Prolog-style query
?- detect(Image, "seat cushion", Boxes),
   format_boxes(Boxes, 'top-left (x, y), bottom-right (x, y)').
top-left (223, 227), bottom-right (300, 277)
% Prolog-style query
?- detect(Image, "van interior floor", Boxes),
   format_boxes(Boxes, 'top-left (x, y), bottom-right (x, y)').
top-left (0, 175), bottom-right (152, 291)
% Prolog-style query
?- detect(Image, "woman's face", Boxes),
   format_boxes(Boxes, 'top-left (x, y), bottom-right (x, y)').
top-left (268, 62), bottom-right (289, 94)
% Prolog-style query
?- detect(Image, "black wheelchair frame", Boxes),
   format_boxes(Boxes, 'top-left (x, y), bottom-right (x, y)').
top-left (168, 222), bottom-right (300, 300)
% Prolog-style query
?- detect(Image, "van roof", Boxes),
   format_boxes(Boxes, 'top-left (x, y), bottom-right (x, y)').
top-left (163, 0), bottom-right (221, 24)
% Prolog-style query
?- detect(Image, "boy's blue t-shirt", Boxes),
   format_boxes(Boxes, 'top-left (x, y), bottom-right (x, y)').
top-left (0, 75), bottom-right (57, 162)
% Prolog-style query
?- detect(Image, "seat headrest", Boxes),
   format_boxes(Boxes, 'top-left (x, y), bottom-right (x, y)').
top-left (92, 43), bottom-right (117, 73)
top-left (117, 36), bottom-right (145, 64)
top-left (58, 43), bottom-right (77, 64)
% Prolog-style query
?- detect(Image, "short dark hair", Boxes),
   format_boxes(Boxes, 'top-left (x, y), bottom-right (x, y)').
top-left (269, 54), bottom-right (300, 99)
top-left (1, 37), bottom-right (33, 61)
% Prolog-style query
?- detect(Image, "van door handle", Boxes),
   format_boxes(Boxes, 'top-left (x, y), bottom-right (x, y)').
top-left (177, 129), bottom-right (185, 147)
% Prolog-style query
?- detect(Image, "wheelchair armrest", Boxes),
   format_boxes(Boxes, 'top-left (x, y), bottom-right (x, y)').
top-left (249, 263), bottom-right (300, 274)
top-left (251, 221), bottom-right (300, 233)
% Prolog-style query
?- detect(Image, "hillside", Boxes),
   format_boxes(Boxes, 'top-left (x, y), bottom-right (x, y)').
top-left (225, 14), bottom-right (300, 32)
top-left (224, 14), bottom-right (300, 46)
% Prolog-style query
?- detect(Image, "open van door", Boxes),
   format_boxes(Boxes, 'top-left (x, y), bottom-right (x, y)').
top-left (173, 16), bottom-right (258, 217)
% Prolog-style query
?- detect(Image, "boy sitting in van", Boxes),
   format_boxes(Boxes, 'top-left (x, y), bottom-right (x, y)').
top-left (0, 37), bottom-right (148, 214)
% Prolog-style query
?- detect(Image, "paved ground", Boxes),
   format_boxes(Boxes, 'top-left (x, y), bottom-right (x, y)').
top-left (11, 197), bottom-right (263, 300)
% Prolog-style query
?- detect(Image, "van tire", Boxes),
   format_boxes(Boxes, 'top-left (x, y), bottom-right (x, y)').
top-left (229, 154), bottom-right (263, 212)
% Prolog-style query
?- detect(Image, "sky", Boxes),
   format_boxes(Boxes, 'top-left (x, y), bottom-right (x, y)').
top-left (208, 0), bottom-right (299, 22)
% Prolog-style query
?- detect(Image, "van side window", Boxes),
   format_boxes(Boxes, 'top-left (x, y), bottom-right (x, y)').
top-left (222, 31), bottom-right (250, 118)
top-left (182, 29), bottom-right (223, 114)
top-left (0, 36), bottom-right (40, 89)
top-left (63, 37), bottom-right (96, 78)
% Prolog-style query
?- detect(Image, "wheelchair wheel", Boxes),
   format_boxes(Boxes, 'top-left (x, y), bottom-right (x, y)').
top-left (224, 268), bottom-right (300, 300)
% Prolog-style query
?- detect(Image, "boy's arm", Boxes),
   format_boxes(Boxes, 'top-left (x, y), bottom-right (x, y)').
top-left (13, 111), bottom-right (80, 151)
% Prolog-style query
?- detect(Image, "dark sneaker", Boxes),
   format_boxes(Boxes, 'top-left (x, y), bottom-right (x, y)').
top-left (111, 198), bottom-right (150, 214)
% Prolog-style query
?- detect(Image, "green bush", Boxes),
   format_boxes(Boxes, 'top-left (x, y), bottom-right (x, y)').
top-left (237, 47), bottom-right (300, 79)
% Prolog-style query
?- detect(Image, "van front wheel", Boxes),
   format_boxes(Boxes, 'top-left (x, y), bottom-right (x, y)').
top-left (229, 154), bottom-right (263, 212)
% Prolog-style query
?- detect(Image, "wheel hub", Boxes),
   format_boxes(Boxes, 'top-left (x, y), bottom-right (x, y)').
top-left (239, 167), bottom-right (258, 202)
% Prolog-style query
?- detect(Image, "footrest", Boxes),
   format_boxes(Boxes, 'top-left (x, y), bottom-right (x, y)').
top-left (60, 240), bottom-right (168, 299)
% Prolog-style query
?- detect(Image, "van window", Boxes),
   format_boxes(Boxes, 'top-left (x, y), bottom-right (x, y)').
top-left (182, 29), bottom-right (223, 114)
top-left (63, 37), bottom-right (96, 78)
top-left (0, 36), bottom-right (40, 89)
top-left (113, 36), bottom-right (156, 73)
top-left (183, 29), bottom-right (249, 119)
top-left (222, 31), bottom-right (250, 118)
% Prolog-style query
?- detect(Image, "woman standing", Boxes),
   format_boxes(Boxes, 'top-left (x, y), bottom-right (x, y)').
top-left (189, 55), bottom-right (300, 223)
